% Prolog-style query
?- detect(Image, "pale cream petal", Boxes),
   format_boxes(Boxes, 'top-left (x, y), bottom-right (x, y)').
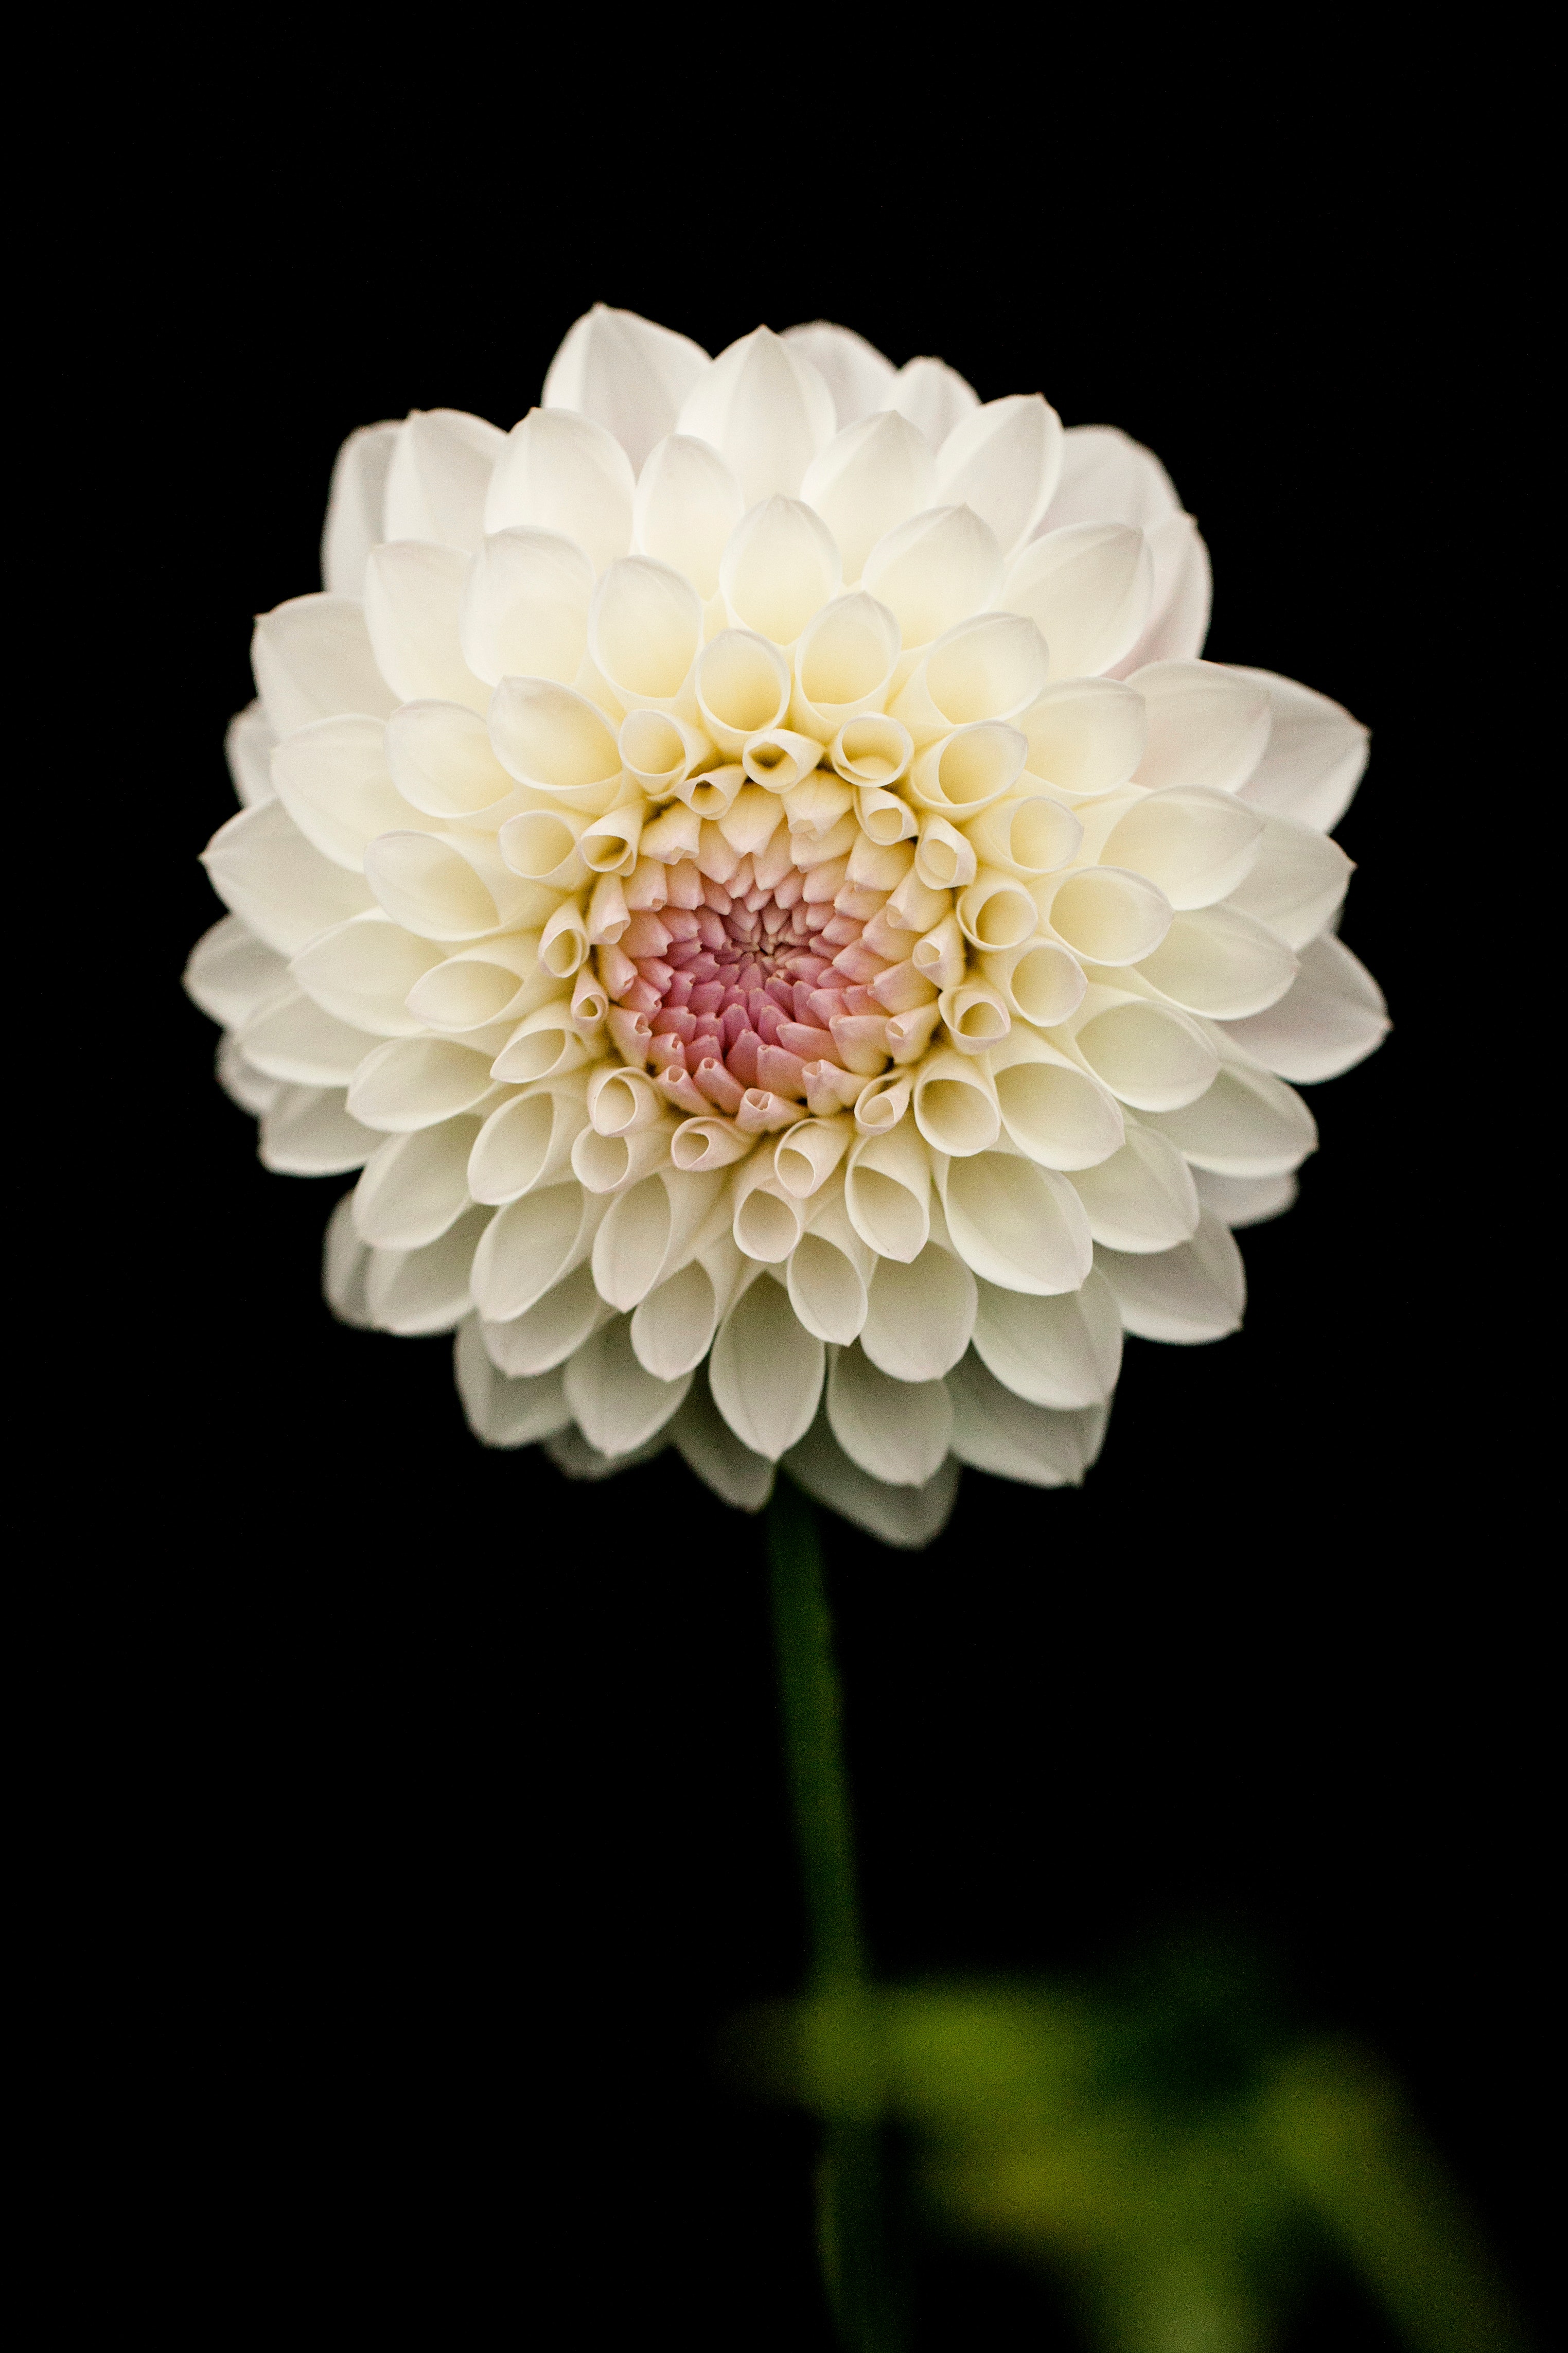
top-left (459, 528), bottom-right (595, 688)
top-left (251, 594), bottom-right (397, 737)
top-left (1019, 677), bottom-right (1147, 799)
top-left (543, 305), bottom-right (710, 471)
top-left (709, 1270), bottom-right (825, 1459)
top-left (1096, 1209), bottom-right (1245, 1342)
top-left (630, 1252), bottom-right (729, 1378)
top-left (933, 394), bottom-right (1063, 559)
top-left (471, 1180), bottom-right (607, 1322)
top-left (937, 1148), bottom-right (1094, 1294)
top-left (259, 1083), bottom-right (379, 1175)
top-left (487, 678), bottom-right (625, 813)
top-left (363, 541), bottom-right (488, 711)
top-left (1135, 905), bottom-right (1299, 1019)
top-left (1141, 1063), bottom-right (1317, 1177)
top-left (1067, 1125), bottom-right (1200, 1252)
top-left (1038, 866), bottom-right (1173, 968)
top-left (238, 984), bottom-right (379, 1084)
top-left (1001, 524), bottom-right (1153, 681)
top-left (845, 1122), bottom-right (932, 1262)
top-left (882, 356), bottom-right (980, 448)
top-left (783, 322), bottom-right (897, 427)
top-left (364, 825), bottom-right (552, 940)
top-left (353, 1113), bottom-right (483, 1249)
top-left (1219, 933), bottom-right (1388, 1082)
top-left (1067, 987), bottom-right (1219, 1111)
top-left (184, 914), bottom-right (289, 1029)
top-left (590, 1167), bottom-right (725, 1310)
top-left (988, 1028), bottom-right (1126, 1169)
top-left (913, 1048), bottom-right (1000, 1157)
top-left (323, 1190), bottom-right (374, 1326)
top-left (1192, 1169), bottom-right (1300, 1228)
top-left (481, 1261), bottom-right (611, 1375)
top-left (455, 1315), bottom-right (572, 1447)
top-left (893, 614), bottom-right (1050, 744)
top-left (386, 699), bottom-right (528, 828)
top-left (201, 799), bottom-right (374, 956)
top-left (695, 629), bottom-right (793, 753)
top-left (979, 939), bottom-right (1086, 1028)
top-left (861, 505), bottom-right (1003, 647)
top-left (1108, 515), bottom-right (1212, 676)
top-left (1100, 787), bottom-right (1264, 910)
top-left (861, 1242), bottom-right (976, 1380)
top-left (321, 421), bottom-right (399, 596)
top-left (945, 1350), bottom-right (1106, 1487)
top-left (346, 1036), bottom-right (496, 1132)
top-left (289, 911), bottom-right (443, 1036)
top-left (971, 1269), bottom-right (1122, 1409)
top-left (1229, 668), bottom-right (1370, 833)
top-left (632, 435), bottom-right (745, 600)
top-left (792, 591), bottom-right (902, 738)
top-left (676, 326), bottom-right (836, 504)
top-left (383, 410), bottom-right (506, 554)
top-left (483, 408), bottom-right (636, 573)
top-left (826, 1341), bottom-right (953, 1484)
top-left (671, 1369), bottom-right (776, 1511)
top-left (468, 1082), bottom-right (590, 1205)
top-left (1222, 810), bottom-right (1353, 948)
top-left (1131, 660), bottom-right (1273, 794)
top-left (564, 1313), bottom-right (693, 1456)
top-left (225, 702), bottom-right (276, 807)
top-left (720, 497), bottom-right (842, 645)
top-left (786, 1204), bottom-right (872, 1345)
top-left (590, 556), bottom-right (703, 710)
top-left (785, 1403), bottom-right (960, 1547)
top-left (799, 411), bottom-right (935, 584)
top-left (1039, 424), bottom-right (1180, 532)
top-left (270, 714), bottom-right (417, 871)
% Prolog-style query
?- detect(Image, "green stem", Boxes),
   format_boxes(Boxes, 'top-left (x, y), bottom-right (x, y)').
top-left (768, 1479), bottom-right (904, 2353)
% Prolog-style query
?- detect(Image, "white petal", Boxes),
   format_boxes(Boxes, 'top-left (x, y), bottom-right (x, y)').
top-left (270, 714), bottom-right (417, 871)
top-left (1068, 988), bottom-right (1219, 1112)
top-left (784, 1403), bottom-right (960, 1547)
top-left (845, 1123), bottom-right (932, 1262)
top-left (1002, 524), bottom-right (1153, 681)
top-left (1096, 1209), bottom-right (1245, 1342)
top-left (1136, 904), bottom-right (1299, 1020)
top-left (346, 1036), bottom-right (496, 1132)
top-left (671, 1371), bottom-right (776, 1512)
top-left (827, 1341), bottom-right (953, 1485)
top-left (1222, 809), bottom-right (1353, 949)
top-left (364, 825), bottom-right (550, 941)
top-left (632, 434), bottom-right (746, 600)
top-left (1131, 660), bottom-right (1273, 794)
top-left (383, 410), bottom-right (506, 554)
top-left (483, 408), bottom-right (636, 573)
top-left (543, 305), bottom-right (710, 472)
top-left (324, 1190), bottom-right (374, 1325)
top-left (289, 910), bottom-right (442, 1036)
top-left (881, 356), bottom-right (980, 448)
top-left (217, 1037), bottom-right (279, 1116)
top-left (893, 613), bottom-right (1050, 744)
top-left (720, 497), bottom-right (841, 645)
top-left (590, 556), bottom-right (703, 709)
top-left (546, 1425), bottom-right (672, 1482)
top-left (1019, 678), bottom-right (1147, 800)
top-left (468, 1083), bottom-right (590, 1204)
top-left (251, 594), bottom-right (397, 737)
top-left (1099, 786), bottom-right (1264, 910)
top-left (944, 1350), bottom-right (1106, 1486)
top-left (353, 1114), bottom-right (483, 1249)
top-left (1219, 933), bottom-right (1388, 1082)
top-left (201, 799), bottom-right (373, 956)
top-left (487, 678), bottom-right (625, 812)
top-left (184, 914), bottom-right (289, 1028)
top-left (630, 1252), bottom-right (728, 1378)
top-left (259, 1084), bottom-right (379, 1175)
top-left (709, 1271), bottom-right (825, 1460)
top-left (971, 1269), bottom-right (1122, 1409)
top-left (225, 702), bottom-right (276, 807)
top-left (933, 394), bottom-right (1064, 560)
top-left (363, 541), bottom-right (488, 711)
top-left (1039, 424), bottom-right (1180, 532)
top-left (385, 700), bottom-right (525, 828)
top-left (471, 1181), bottom-right (605, 1322)
top-left (799, 411), bottom-right (935, 583)
top-left (454, 1316), bottom-right (571, 1447)
top-left (786, 1219), bottom-right (871, 1345)
top-left (783, 322), bottom-right (897, 427)
top-left (1066, 1126), bottom-right (1201, 1252)
top-left (239, 984), bottom-right (379, 1085)
top-left (1192, 1169), bottom-right (1299, 1228)
top-left (938, 1149), bottom-right (1094, 1295)
top-left (564, 1313), bottom-right (692, 1457)
top-left (1142, 1063), bottom-right (1317, 1177)
top-left (322, 420), bottom-right (399, 596)
top-left (676, 326), bottom-right (836, 504)
top-left (588, 1168), bottom-right (725, 1310)
top-left (793, 592), bottom-right (902, 737)
top-left (373, 1213), bottom-right (522, 1344)
top-left (481, 1261), bottom-right (610, 1375)
top-left (1108, 515), bottom-right (1212, 675)
top-left (987, 1029), bottom-right (1126, 1170)
top-left (861, 1242), bottom-right (976, 1380)
top-left (459, 528), bottom-right (595, 688)
top-left (1229, 668), bottom-right (1370, 833)
top-left (862, 504), bottom-right (1003, 647)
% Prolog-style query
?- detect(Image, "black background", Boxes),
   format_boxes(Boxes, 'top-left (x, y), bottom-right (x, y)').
top-left (57, 64), bottom-right (1547, 2349)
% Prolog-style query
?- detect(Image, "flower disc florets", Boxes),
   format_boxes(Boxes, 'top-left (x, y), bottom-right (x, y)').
top-left (187, 308), bottom-right (1388, 1546)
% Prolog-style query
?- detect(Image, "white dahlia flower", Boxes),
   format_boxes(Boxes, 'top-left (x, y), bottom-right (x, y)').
top-left (187, 307), bottom-right (1386, 1546)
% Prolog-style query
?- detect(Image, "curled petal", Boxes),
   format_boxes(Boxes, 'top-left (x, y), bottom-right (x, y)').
top-left (590, 556), bottom-right (703, 710)
top-left (709, 1270), bottom-right (825, 1459)
top-left (469, 1083), bottom-right (590, 1205)
top-left (354, 1114), bottom-right (484, 1249)
top-left (481, 1262), bottom-right (609, 1376)
top-left (363, 541), bottom-right (488, 711)
top-left (1223, 810), bottom-right (1353, 949)
top-left (290, 911), bottom-right (442, 1037)
top-left (937, 1148), bottom-right (1094, 1295)
top-left (347, 1036), bottom-right (496, 1132)
top-left (1132, 660), bottom-right (1273, 794)
top-left (720, 496), bottom-right (841, 645)
top-left (238, 984), bottom-right (378, 1085)
top-left (1019, 678), bottom-right (1147, 800)
top-left (1136, 905), bottom-right (1299, 1020)
top-left (260, 1084), bottom-right (379, 1176)
top-left (1100, 787), bottom-right (1265, 911)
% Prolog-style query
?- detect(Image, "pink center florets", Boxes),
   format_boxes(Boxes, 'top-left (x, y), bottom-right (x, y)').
top-left (600, 843), bottom-right (892, 1123)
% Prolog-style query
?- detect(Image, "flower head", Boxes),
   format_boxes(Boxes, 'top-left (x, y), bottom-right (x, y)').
top-left (188, 307), bottom-right (1385, 1546)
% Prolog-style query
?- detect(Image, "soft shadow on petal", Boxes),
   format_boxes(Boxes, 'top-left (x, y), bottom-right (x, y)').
top-left (1039, 424), bottom-right (1181, 533)
top-left (543, 304), bottom-right (710, 472)
top-left (383, 410), bottom-right (506, 555)
top-left (202, 800), bottom-right (374, 957)
top-left (1096, 1210), bottom-right (1245, 1343)
top-left (783, 322), bottom-right (897, 428)
top-left (945, 1349), bottom-right (1107, 1486)
top-left (1218, 934), bottom-right (1388, 1082)
top-left (225, 702), bottom-right (276, 807)
top-left (184, 914), bottom-right (289, 1029)
top-left (260, 1084), bottom-right (380, 1176)
top-left (677, 326), bottom-right (836, 505)
top-left (934, 394), bottom-right (1064, 559)
top-left (784, 1402), bottom-right (960, 1547)
top-left (454, 1315), bottom-right (572, 1447)
top-left (671, 1363), bottom-right (777, 1512)
top-left (484, 409), bottom-right (636, 573)
top-left (881, 356), bottom-right (979, 449)
top-left (251, 595), bottom-right (397, 738)
top-left (1109, 515), bottom-right (1212, 675)
top-left (1229, 668), bottom-right (1370, 832)
top-left (322, 422), bottom-right (399, 597)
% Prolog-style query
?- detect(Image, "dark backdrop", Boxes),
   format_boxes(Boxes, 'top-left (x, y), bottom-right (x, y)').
top-left (65, 92), bottom-right (1546, 2350)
